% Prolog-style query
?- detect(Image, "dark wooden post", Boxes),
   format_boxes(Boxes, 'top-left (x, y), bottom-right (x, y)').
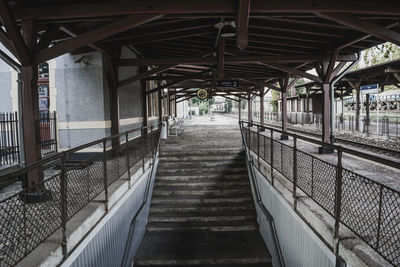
top-left (141, 78), bottom-right (147, 136)
top-left (260, 86), bottom-right (265, 131)
top-left (280, 76), bottom-right (289, 140)
top-left (110, 71), bottom-right (119, 143)
top-left (158, 82), bottom-right (162, 123)
top-left (355, 87), bottom-right (360, 131)
top-left (238, 98), bottom-right (242, 122)
top-left (174, 89), bottom-right (177, 117)
top-left (21, 20), bottom-right (44, 190)
top-left (247, 93), bottom-right (252, 123)
top-left (321, 83), bottom-right (331, 144)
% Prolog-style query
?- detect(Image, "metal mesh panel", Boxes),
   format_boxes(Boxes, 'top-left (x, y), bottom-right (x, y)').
top-left (273, 140), bottom-right (281, 173)
top-left (281, 144), bottom-right (293, 181)
top-left (25, 175), bottom-right (61, 254)
top-left (0, 195), bottom-right (25, 266)
top-left (264, 136), bottom-right (271, 164)
top-left (66, 165), bottom-right (93, 219)
top-left (378, 187), bottom-right (400, 265)
top-left (107, 152), bottom-right (120, 186)
top-left (259, 135), bottom-right (265, 161)
top-left (296, 151), bottom-right (313, 196)
top-left (341, 169), bottom-right (381, 248)
top-left (312, 158), bottom-right (336, 215)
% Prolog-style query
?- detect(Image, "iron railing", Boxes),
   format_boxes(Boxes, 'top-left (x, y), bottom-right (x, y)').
top-left (0, 111), bottom-right (58, 168)
top-left (0, 112), bottom-right (20, 167)
top-left (0, 122), bottom-right (161, 267)
top-left (240, 121), bottom-right (400, 266)
top-left (39, 111), bottom-right (57, 155)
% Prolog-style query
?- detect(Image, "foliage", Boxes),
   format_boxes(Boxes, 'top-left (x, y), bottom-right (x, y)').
top-left (270, 88), bottom-right (281, 112)
top-left (224, 99), bottom-right (233, 113)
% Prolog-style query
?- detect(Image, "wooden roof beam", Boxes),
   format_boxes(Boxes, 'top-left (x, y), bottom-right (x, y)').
top-left (316, 13), bottom-right (400, 46)
top-left (0, 0), bottom-right (29, 64)
top-left (35, 14), bottom-right (162, 63)
top-left (259, 62), bottom-right (322, 83)
top-left (118, 65), bottom-right (176, 88)
top-left (236, 0), bottom-right (251, 50)
top-left (13, 0), bottom-right (400, 21)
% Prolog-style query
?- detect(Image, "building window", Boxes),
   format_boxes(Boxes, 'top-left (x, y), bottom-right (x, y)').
top-left (38, 63), bottom-right (50, 118)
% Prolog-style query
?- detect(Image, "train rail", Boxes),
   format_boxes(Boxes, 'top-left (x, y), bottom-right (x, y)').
top-left (217, 113), bottom-right (400, 159)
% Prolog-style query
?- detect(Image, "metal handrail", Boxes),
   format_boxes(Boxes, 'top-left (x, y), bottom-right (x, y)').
top-left (120, 124), bottom-right (163, 267)
top-left (243, 120), bottom-right (400, 170)
top-left (239, 121), bottom-right (285, 267)
top-left (0, 122), bottom-right (161, 181)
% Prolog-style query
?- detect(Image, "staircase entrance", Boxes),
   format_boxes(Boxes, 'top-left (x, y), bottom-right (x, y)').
top-left (134, 120), bottom-right (272, 266)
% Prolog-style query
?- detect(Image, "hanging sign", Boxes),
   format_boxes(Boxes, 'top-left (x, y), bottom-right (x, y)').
top-left (217, 80), bottom-right (239, 87)
top-left (360, 84), bottom-right (378, 94)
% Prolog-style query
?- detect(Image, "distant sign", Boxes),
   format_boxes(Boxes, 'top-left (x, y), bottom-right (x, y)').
top-left (217, 80), bottom-right (239, 87)
top-left (360, 84), bottom-right (378, 94)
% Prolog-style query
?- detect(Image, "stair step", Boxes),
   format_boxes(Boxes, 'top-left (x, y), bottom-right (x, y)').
top-left (160, 149), bottom-right (243, 156)
top-left (147, 225), bottom-right (258, 233)
top-left (154, 181), bottom-right (249, 188)
top-left (134, 230), bottom-right (271, 266)
top-left (151, 196), bottom-right (253, 205)
top-left (135, 257), bottom-right (271, 266)
top-left (156, 167), bottom-right (247, 175)
top-left (149, 205), bottom-right (254, 213)
top-left (152, 189), bottom-right (251, 196)
top-left (155, 174), bottom-right (248, 182)
top-left (148, 214), bottom-right (256, 223)
top-left (147, 220), bottom-right (258, 232)
top-left (158, 160), bottom-right (245, 168)
top-left (159, 155), bottom-right (243, 161)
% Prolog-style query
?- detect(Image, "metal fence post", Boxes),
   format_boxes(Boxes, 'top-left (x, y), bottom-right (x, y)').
top-left (126, 133), bottom-right (131, 188)
top-left (334, 149), bottom-right (343, 240)
top-left (60, 153), bottom-right (68, 258)
top-left (270, 129), bottom-right (274, 185)
top-left (54, 111), bottom-right (58, 152)
top-left (103, 140), bottom-right (109, 212)
top-left (293, 135), bottom-right (298, 209)
top-left (151, 125), bottom-right (154, 161)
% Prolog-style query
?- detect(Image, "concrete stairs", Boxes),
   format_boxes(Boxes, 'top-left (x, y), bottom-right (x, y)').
top-left (134, 136), bottom-right (272, 267)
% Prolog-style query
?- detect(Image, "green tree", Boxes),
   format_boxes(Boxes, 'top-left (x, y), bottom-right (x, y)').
top-left (270, 90), bottom-right (281, 112)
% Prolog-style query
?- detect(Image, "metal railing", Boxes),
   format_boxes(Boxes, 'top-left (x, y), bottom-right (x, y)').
top-left (0, 122), bottom-right (161, 267)
top-left (239, 122), bottom-right (284, 267)
top-left (121, 122), bottom-right (162, 267)
top-left (0, 112), bottom-right (20, 166)
top-left (0, 111), bottom-right (58, 168)
top-left (39, 111), bottom-right (57, 155)
top-left (240, 121), bottom-right (400, 266)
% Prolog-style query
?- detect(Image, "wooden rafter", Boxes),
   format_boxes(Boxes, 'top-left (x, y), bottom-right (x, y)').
top-left (0, 0), bottom-right (29, 64)
top-left (236, 0), bottom-right (251, 50)
top-left (317, 13), bottom-right (400, 46)
top-left (118, 65), bottom-right (176, 88)
top-left (35, 14), bottom-right (162, 63)
top-left (13, 0), bottom-right (400, 21)
top-left (259, 62), bottom-right (322, 83)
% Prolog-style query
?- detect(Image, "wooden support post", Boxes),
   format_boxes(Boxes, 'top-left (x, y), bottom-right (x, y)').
top-left (238, 98), bottom-right (242, 122)
top-left (174, 89), bottom-right (177, 117)
top-left (247, 93), bottom-right (252, 123)
top-left (21, 21), bottom-right (44, 192)
top-left (168, 88), bottom-right (171, 118)
top-left (141, 78), bottom-right (147, 136)
top-left (158, 81), bottom-right (162, 122)
top-left (320, 83), bottom-right (332, 149)
top-left (260, 86), bottom-right (265, 131)
top-left (355, 87), bottom-right (360, 131)
top-left (280, 76), bottom-right (289, 140)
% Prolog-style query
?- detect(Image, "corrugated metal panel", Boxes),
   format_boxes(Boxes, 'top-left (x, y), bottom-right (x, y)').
top-left (254, 168), bottom-right (336, 267)
top-left (62, 160), bottom-right (158, 267)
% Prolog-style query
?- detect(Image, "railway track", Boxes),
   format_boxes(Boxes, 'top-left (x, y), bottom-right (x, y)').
top-left (218, 113), bottom-right (400, 158)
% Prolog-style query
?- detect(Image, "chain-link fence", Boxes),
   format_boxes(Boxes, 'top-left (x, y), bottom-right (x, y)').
top-left (0, 123), bottom-right (161, 266)
top-left (241, 121), bottom-right (400, 266)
